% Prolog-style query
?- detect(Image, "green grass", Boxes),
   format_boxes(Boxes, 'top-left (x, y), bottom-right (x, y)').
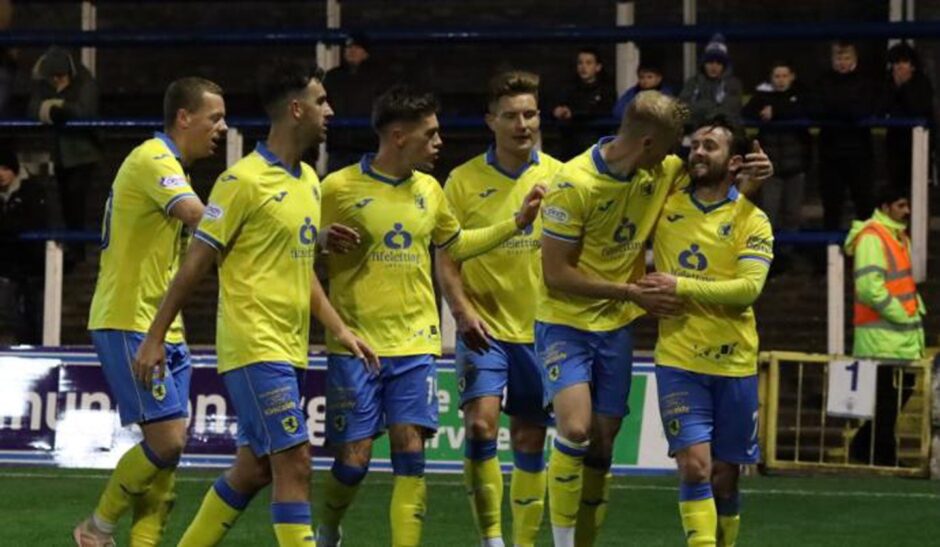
top-left (4, 467), bottom-right (939, 546)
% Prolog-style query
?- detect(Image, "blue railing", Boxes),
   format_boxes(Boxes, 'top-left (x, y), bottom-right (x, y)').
top-left (0, 21), bottom-right (939, 46)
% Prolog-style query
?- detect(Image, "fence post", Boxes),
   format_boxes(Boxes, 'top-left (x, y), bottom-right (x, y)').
top-left (225, 128), bottom-right (243, 169)
top-left (316, 0), bottom-right (342, 176)
top-left (682, 0), bottom-right (697, 81)
top-left (827, 244), bottom-right (845, 356)
top-left (42, 240), bottom-right (63, 346)
top-left (81, 1), bottom-right (97, 77)
top-left (911, 126), bottom-right (928, 282)
top-left (615, 2), bottom-right (638, 97)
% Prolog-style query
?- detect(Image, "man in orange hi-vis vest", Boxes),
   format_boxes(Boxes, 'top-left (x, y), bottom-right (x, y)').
top-left (844, 185), bottom-right (925, 465)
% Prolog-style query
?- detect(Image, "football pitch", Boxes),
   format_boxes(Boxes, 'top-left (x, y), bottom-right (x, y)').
top-left (4, 467), bottom-right (938, 546)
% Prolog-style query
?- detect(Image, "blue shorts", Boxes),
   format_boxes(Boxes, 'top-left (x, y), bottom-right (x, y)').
top-left (222, 362), bottom-right (308, 457)
top-left (91, 329), bottom-right (192, 427)
top-left (655, 365), bottom-right (760, 464)
top-left (535, 321), bottom-right (634, 418)
top-left (455, 338), bottom-right (551, 425)
top-left (326, 354), bottom-right (439, 444)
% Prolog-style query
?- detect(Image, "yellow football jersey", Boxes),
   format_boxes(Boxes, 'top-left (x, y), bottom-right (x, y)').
top-left (194, 143), bottom-right (321, 373)
top-left (88, 132), bottom-right (197, 343)
top-left (652, 186), bottom-right (774, 376)
top-left (321, 155), bottom-right (471, 356)
top-left (444, 148), bottom-right (563, 343)
top-left (536, 137), bottom-right (688, 332)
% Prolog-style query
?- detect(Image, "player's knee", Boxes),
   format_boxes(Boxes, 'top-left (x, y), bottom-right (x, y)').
top-left (677, 453), bottom-right (711, 483)
top-left (272, 444), bottom-right (312, 484)
top-left (466, 414), bottom-right (498, 441)
top-left (145, 436), bottom-right (185, 466)
top-left (711, 462), bottom-right (740, 496)
top-left (558, 423), bottom-right (590, 445)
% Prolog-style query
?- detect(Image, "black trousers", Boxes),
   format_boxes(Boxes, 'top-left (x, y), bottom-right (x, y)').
top-left (849, 365), bottom-right (915, 466)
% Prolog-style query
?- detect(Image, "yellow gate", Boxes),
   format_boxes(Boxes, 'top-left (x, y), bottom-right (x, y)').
top-left (759, 351), bottom-right (932, 477)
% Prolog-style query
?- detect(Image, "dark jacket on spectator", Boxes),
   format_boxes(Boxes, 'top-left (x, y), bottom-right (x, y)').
top-left (878, 70), bottom-right (934, 185)
top-left (323, 59), bottom-right (388, 156)
top-left (814, 69), bottom-right (873, 159)
top-left (0, 175), bottom-right (49, 280)
top-left (742, 82), bottom-right (811, 177)
top-left (560, 76), bottom-right (617, 120)
top-left (679, 70), bottom-right (743, 129)
top-left (27, 58), bottom-right (102, 169)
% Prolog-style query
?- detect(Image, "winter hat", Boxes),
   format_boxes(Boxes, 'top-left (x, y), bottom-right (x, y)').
top-left (0, 148), bottom-right (19, 174)
top-left (37, 46), bottom-right (75, 79)
top-left (702, 34), bottom-right (730, 65)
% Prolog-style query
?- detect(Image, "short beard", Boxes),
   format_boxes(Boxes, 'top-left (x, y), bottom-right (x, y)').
top-left (690, 165), bottom-right (729, 186)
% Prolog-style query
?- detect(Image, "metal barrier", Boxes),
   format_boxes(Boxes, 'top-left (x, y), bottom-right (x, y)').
top-left (760, 351), bottom-right (932, 477)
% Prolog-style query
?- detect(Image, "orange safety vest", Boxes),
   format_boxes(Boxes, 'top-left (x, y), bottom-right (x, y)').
top-left (853, 221), bottom-right (918, 326)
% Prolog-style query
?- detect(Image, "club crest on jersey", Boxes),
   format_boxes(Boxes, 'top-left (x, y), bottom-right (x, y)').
top-left (151, 383), bottom-right (167, 401)
top-left (204, 203), bottom-right (224, 220)
top-left (678, 244), bottom-right (709, 271)
top-left (299, 217), bottom-right (318, 245)
top-left (384, 223), bottom-right (413, 249)
top-left (414, 194), bottom-right (426, 211)
top-left (717, 222), bottom-right (733, 239)
top-left (312, 186), bottom-right (320, 201)
top-left (640, 181), bottom-right (654, 197)
top-left (281, 416), bottom-right (300, 434)
top-left (613, 218), bottom-right (637, 243)
top-left (159, 174), bottom-right (187, 189)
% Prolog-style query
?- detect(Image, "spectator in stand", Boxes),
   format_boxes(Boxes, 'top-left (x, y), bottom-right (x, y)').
top-left (552, 47), bottom-right (616, 160)
top-left (814, 41), bottom-right (874, 230)
top-left (0, 148), bottom-right (50, 343)
top-left (28, 46), bottom-right (101, 265)
top-left (612, 59), bottom-right (674, 121)
top-left (679, 34), bottom-right (743, 130)
top-left (323, 34), bottom-right (387, 173)
top-left (879, 42), bottom-right (935, 191)
top-left (742, 60), bottom-right (811, 233)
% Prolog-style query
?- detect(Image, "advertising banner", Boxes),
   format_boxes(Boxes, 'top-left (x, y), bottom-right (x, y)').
top-left (0, 349), bottom-right (675, 475)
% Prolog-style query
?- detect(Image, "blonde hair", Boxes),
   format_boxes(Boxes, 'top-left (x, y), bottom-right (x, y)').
top-left (487, 70), bottom-right (540, 112)
top-left (620, 90), bottom-right (688, 142)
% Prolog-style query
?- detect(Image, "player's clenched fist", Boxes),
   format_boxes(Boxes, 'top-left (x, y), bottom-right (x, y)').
top-left (514, 183), bottom-right (547, 229)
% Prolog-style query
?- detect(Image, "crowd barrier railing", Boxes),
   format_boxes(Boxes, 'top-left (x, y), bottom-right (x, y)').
top-left (759, 351), bottom-right (932, 478)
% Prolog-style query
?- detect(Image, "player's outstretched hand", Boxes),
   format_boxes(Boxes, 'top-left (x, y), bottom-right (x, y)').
top-left (455, 308), bottom-right (491, 355)
top-left (736, 141), bottom-right (774, 194)
top-left (515, 183), bottom-right (548, 230)
top-left (336, 328), bottom-right (381, 374)
top-left (318, 223), bottom-right (361, 254)
top-left (133, 335), bottom-right (166, 390)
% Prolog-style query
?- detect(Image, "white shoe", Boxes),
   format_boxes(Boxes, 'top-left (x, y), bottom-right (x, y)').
top-left (72, 518), bottom-right (115, 547)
